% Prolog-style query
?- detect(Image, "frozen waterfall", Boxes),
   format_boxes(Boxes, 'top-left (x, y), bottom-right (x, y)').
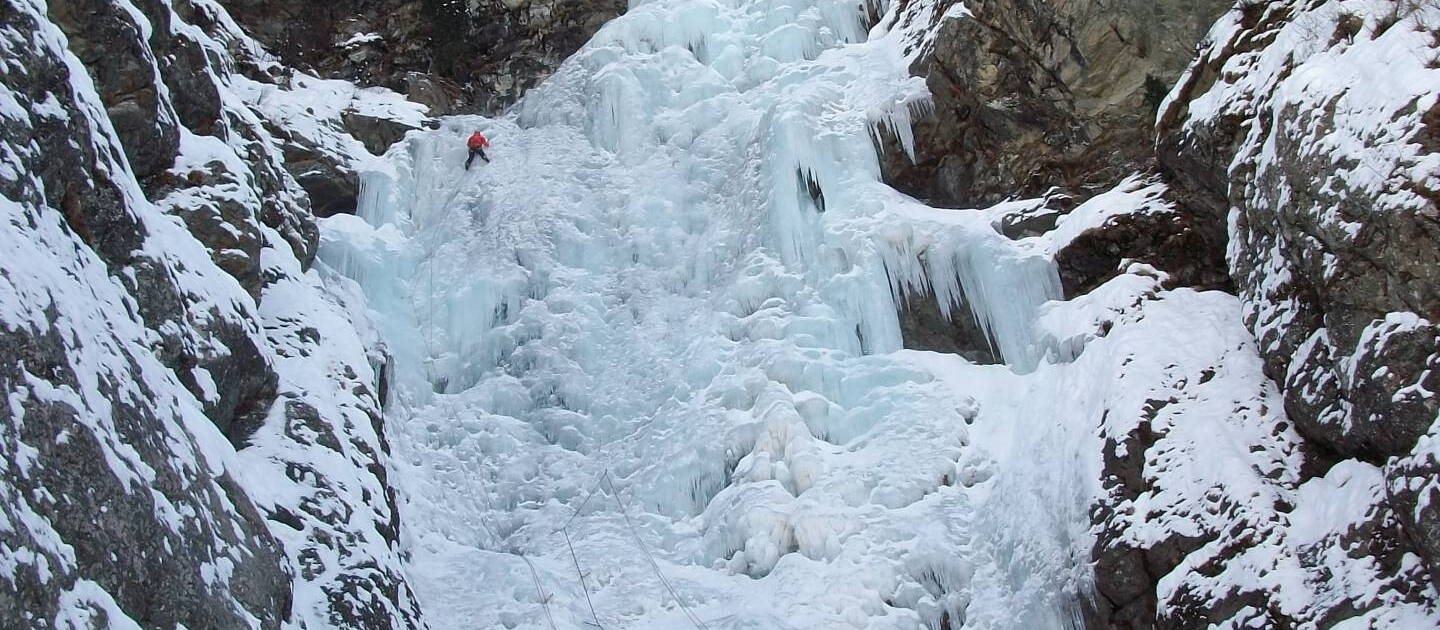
top-left (319, 0), bottom-right (1091, 627)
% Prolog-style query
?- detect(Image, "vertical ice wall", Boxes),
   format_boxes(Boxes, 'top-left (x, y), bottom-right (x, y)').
top-left (321, 0), bottom-right (1076, 628)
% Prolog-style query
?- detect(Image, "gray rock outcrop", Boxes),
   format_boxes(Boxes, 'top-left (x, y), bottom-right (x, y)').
top-left (1081, 1), bottom-right (1440, 626)
top-left (1147, 1), bottom-right (1440, 620)
top-left (1158, 0), bottom-right (1440, 464)
top-left (1, 1), bottom-right (290, 626)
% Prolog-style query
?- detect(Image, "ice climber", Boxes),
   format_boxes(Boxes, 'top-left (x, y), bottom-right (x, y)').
top-left (465, 130), bottom-right (490, 169)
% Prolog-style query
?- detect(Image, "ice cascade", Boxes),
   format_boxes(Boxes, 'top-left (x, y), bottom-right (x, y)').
top-left (322, 0), bottom-right (1084, 627)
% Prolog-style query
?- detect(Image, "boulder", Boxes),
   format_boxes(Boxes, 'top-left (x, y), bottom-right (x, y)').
top-left (342, 110), bottom-right (418, 155)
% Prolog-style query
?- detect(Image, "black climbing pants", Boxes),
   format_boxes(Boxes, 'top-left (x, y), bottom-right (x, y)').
top-left (465, 147), bottom-right (490, 170)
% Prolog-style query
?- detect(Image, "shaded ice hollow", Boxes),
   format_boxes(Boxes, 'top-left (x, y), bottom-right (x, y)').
top-left (321, 0), bottom-right (1090, 628)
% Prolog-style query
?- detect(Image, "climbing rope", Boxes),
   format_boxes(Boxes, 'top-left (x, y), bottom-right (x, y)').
top-left (520, 554), bottom-right (558, 630)
top-left (602, 470), bottom-right (712, 630)
top-left (413, 136), bottom-right (487, 383)
top-left (563, 527), bottom-right (605, 629)
top-left (540, 467), bottom-right (712, 630)
top-left (561, 472), bottom-right (610, 531)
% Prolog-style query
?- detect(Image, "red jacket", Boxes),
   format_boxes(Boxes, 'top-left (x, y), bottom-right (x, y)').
top-left (467, 132), bottom-right (489, 149)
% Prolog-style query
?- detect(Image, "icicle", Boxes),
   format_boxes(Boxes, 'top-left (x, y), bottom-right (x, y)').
top-left (860, 200), bottom-right (1062, 372)
top-left (869, 93), bottom-right (933, 164)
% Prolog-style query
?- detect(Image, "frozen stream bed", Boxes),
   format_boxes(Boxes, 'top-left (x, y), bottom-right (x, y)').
top-left (316, 0), bottom-right (1286, 628)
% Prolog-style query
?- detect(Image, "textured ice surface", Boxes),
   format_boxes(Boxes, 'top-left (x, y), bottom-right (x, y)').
top-left (315, 0), bottom-right (1306, 628)
top-left (317, 0), bottom-right (1083, 627)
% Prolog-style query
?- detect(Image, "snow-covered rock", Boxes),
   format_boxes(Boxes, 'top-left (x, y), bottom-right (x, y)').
top-left (1159, 0), bottom-right (1440, 463)
top-left (1, 0), bottom-right (422, 627)
top-left (1017, 0), bottom-right (1440, 625)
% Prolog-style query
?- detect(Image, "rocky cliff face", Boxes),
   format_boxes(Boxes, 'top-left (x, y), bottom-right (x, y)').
top-left (1079, 0), bottom-right (1440, 626)
top-left (1160, 0), bottom-right (1440, 466)
top-left (880, 0), bottom-right (1229, 210)
top-left (216, 0), bottom-right (625, 115)
top-left (1, 0), bottom-right (422, 627)
top-left (1138, 0), bottom-right (1440, 622)
top-left (889, 0), bottom-right (1440, 627)
top-left (888, 0), bottom-right (1232, 359)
